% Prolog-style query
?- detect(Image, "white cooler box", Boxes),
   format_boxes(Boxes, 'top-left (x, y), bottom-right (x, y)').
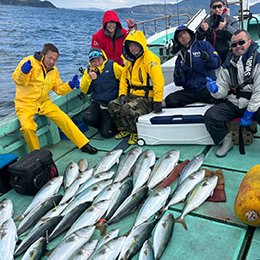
top-left (136, 104), bottom-right (214, 146)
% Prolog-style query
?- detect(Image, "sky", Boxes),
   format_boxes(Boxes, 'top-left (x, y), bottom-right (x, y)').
top-left (49, 0), bottom-right (259, 10)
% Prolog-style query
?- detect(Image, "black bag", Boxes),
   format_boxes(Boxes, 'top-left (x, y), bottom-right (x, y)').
top-left (8, 149), bottom-right (58, 195)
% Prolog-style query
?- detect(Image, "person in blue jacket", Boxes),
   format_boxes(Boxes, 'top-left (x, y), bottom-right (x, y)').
top-left (165, 25), bottom-right (222, 108)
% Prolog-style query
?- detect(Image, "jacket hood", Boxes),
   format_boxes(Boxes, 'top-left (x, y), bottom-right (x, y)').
top-left (102, 10), bottom-right (122, 29)
top-left (173, 25), bottom-right (195, 43)
top-left (122, 30), bottom-right (147, 62)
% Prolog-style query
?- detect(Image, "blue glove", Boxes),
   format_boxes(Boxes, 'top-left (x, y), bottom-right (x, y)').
top-left (240, 110), bottom-right (254, 126)
top-left (21, 60), bottom-right (32, 74)
top-left (206, 77), bottom-right (218, 94)
top-left (69, 75), bottom-right (80, 89)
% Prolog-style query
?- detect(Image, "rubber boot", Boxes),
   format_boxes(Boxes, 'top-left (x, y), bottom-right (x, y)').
top-left (216, 132), bottom-right (233, 158)
top-left (80, 143), bottom-right (98, 154)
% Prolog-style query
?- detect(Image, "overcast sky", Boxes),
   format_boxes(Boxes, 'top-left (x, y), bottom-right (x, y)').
top-left (49, 0), bottom-right (259, 10)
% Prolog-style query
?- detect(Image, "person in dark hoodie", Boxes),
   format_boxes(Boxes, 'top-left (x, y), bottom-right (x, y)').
top-left (91, 10), bottom-right (136, 66)
top-left (80, 48), bottom-right (123, 138)
top-left (196, 0), bottom-right (238, 63)
top-left (165, 25), bottom-right (221, 108)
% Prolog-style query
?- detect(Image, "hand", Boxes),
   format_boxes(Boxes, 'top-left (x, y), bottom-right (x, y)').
top-left (206, 77), bottom-right (218, 93)
top-left (21, 60), bottom-right (32, 74)
top-left (153, 102), bottom-right (162, 113)
top-left (126, 18), bottom-right (136, 30)
top-left (200, 51), bottom-right (209, 61)
top-left (240, 110), bottom-right (254, 126)
top-left (69, 75), bottom-right (80, 89)
top-left (119, 95), bottom-right (127, 106)
top-left (218, 17), bottom-right (227, 30)
top-left (89, 69), bottom-right (97, 80)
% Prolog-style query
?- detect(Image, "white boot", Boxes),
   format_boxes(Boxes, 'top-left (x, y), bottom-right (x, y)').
top-left (216, 132), bottom-right (233, 157)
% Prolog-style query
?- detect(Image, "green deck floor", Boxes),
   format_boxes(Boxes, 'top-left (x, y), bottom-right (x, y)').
top-left (1, 127), bottom-right (260, 259)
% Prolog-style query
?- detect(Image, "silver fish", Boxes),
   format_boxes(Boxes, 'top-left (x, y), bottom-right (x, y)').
top-left (134, 186), bottom-right (171, 228)
top-left (107, 186), bottom-right (148, 225)
top-left (49, 201), bottom-right (91, 241)
top-left (178, 153), bottom-right (204, 185)
top-left (62, 179), bottom-right (112, 216)
top-left (78, 158), bottom-right (89, 172)
top-left (63, 162), bottom-right (79, 190)
top-left (71, 239), bottom-right (98, 260)
top-left (0, 218), bottom-right (17, 260)
top-left (0, 198), bottom-right (13, 226)
top-left (21, 237), bottom-right (46, 260)
top-left (59, 168), bottom-right (94, 205)
top-left (64, 200), bottom-right (110, 239)
top-left (104, 178), bottom-right (133, 220)
top-left (17, 194), bottom-right (62, 235)
top-left (95, 229), bottom-right (120, 252)
top-left (153, 213), bottom-right (174, 259)
top-left (93, 182), bottom-right (121, 204)
top-left (165, 170), bottom-right (205, 210)
top-left (93, 149), bottom-right (123, 175)
top-left (139, 240), bottom-right (155, 260)
top-left (176, 175), bottom-right (218, 230)
top-left (76, 171), bottom-right (115, 195)
top-left (90, 236), bottom-right (126, 260)
top-left (21, 176), bottom-right (63, 217)
top-left (132, 150), bottom-right (156, 193)
top-left (147, 150), bottom-right (180, 189)
top-left (114, 147), bottom-right (142, 182)
top-left (118, 219), bottom-right (157, 260)
top-left (48, 226), bottom-right (95, 260)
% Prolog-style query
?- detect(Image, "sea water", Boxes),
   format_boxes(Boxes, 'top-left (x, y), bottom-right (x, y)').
top-left (0, 5), bottom-right (172, 117)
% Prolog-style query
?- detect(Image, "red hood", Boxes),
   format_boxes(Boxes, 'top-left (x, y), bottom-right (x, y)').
top-left (102, 10), bottom-right (122, 28)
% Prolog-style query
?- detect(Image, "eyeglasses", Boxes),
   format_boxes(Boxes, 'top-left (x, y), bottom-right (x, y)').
top-left (230, 40), bottom-right (246, 48)
top-left (88, 51), bottom-right (103, 60)
top-left (211, 4), bottom-right (223, 9)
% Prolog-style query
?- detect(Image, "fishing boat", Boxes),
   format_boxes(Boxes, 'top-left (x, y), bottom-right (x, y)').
top-left (0, 0), bottom-right (260, 258)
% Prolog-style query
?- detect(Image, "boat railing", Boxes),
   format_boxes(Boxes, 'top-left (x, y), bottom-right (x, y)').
top-left (136, 13), bottom-right (191, 36)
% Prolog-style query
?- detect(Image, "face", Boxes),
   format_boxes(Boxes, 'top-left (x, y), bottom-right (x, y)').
top-left (129, 42), bottom-right (142, 56)
top-left (43, 51), bottom-right (58, 70)
top-left (231, 32), bottom-right (251, 57)
top-left (211, 1), bottom-right (225, 15)
top-left (177, 31), bottom-right (191, 48)
top-left (106, 21), bottom-right (116, 33)
top-left (90, 57), bottom-right (103, 68)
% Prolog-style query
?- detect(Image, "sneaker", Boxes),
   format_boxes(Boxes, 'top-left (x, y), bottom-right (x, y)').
top-left (115, 131), bottom-right (130, 140)
top-left (128, 133), bottom-right (138, 145)
top-left (80, 143), bottom-right (98, 154)
top-left (216, 132), bottom-right (233, 157)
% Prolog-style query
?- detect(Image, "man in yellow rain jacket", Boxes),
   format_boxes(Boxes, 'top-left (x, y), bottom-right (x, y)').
top-left (108, 30), bottom-right (164, 145)
top-left (13, 43), bottom-right (97, 154)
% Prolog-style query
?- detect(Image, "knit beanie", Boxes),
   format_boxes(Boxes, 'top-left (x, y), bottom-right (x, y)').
top-left (210, 0), bottom-right (226, 6)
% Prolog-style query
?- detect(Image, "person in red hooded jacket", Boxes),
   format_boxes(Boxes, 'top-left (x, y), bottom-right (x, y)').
top-left (92, 10), bottom-right (136, 66)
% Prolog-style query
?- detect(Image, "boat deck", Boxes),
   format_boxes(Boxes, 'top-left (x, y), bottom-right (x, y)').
top-left (1, 126), bottom-right (260, 259)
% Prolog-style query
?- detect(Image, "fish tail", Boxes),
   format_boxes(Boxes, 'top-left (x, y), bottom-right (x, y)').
top-left (175, 216), bottom-right (188, 231)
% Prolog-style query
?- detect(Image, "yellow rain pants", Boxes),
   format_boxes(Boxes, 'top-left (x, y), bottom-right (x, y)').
top-left (16, 100), bottom-right (89, 151)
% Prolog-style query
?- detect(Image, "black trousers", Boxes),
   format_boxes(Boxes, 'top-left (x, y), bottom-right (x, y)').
top-left (204, 100), bottom-right (260, 144)
top-left (165, 88), bottom-right (220, 108)
top-left (82, 102), bottom-right (118, 138)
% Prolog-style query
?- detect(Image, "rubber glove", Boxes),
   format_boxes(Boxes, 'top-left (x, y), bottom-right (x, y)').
top-left (69, 75), bottom-right (80, 89)
top-left (153, 102), bottom-right (162, 113)
top-left (21, 60), bottom-right (32, 74)
top-left (206, 77), bottom-right (218, 93)
top-left (119, 95), bottom-right (127, 106)
top-left (200, 51), bottom-right (209, 61)
top-left (240, 110), bottom-right (254, 126)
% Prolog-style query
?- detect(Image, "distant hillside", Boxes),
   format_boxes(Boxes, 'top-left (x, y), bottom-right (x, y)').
top-left (0, 0), bottom-right (56, 8)
top-left (115, 0), bottom-right (260, 16)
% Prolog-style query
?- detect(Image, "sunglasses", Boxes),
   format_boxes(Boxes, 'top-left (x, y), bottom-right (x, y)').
top-left (230, 40), bottom-right (246, 48)
top-left (89, 51), bottom-right (103, 60)
top-left (211, 4), bottom-right (223, 9)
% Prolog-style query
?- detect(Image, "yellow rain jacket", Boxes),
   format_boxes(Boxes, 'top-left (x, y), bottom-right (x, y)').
top-left (80, 50), bottom-right (123, 94)
top-left (12, 54), bottom-right (89, 151)
top-left (119, 30), bottom-right (164, 102)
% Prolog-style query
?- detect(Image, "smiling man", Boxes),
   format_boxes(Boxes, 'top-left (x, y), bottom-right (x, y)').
top-left (204, 30), bottom-right (260, 157)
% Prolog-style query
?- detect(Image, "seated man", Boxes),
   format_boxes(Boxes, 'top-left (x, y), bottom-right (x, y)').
top-left (204, 30), bottom-right (260, 157)
top-left (165, 25), bottom-right (221, 108)
top-left (108, 30), bottom-right (164, 145)
top-left (12, 43), bottom-right (97, 154)
top-left (80, 48), bottom-right (123, 138)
